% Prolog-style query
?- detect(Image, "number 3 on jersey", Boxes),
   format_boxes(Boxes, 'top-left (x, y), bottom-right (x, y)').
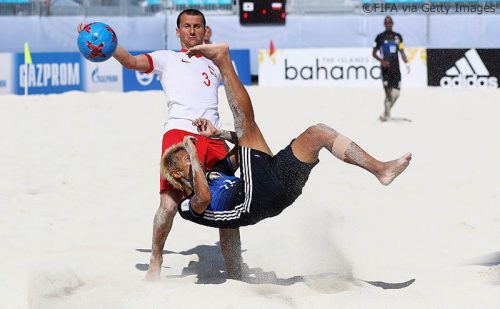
top-left (202, 72), bottom-right (211, 87)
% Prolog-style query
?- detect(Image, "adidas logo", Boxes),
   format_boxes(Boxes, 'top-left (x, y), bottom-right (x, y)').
top-left (440, 49), bottom-right (498, 88)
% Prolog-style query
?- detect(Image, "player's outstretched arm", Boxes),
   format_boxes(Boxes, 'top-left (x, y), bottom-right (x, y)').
top-left (77, 23), bottom-right (151, 72)
top-left (112, 45), bottom-right (151, 73)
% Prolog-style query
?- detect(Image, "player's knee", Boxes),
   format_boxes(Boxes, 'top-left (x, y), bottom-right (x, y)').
top-left (305, 123), bottom-right (330, 137)
top-left (316, 123), bottom-right (331, 132)
top-left (304, 124), bottom-right (318, 136)
top-left (159, 193), bottom-right (180, 216)
top-left (160, 201), bottom-right (177, 216)
top-left (391, 89), bottom-right (400, 100)
top-left (301, 124), bottom-right (329, 145)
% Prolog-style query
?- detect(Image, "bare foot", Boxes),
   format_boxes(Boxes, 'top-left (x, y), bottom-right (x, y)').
top-left (377, 153), bottom-right (412, 186)
top-left (186, 43), bottom-right (229, 64)
top-left (379, 115), bottom-right (387, 122)
top-left (144, 257), bottom-right (162, 281)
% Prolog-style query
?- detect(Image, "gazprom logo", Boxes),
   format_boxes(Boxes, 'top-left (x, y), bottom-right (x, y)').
top-left (135, 71), bottom-right (154, 86)
top-left (91, 66), bottom-right (118, 83)
top-left (19, 63), bottom-right (80, 87)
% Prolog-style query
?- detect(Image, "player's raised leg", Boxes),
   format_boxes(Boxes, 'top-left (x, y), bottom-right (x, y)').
top-left (187, 43), bottom-right (272, 156)
top-left (290, 123), bottom-right (411, 186)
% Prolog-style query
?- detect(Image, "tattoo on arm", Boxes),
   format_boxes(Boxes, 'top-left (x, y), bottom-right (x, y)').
top-left (189, 155), bottom-right (211, 214)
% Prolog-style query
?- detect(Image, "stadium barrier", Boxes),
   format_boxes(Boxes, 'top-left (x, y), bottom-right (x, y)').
top-left (0, 49), bottom-right (251, 95)
top-left (427, 48), bottom-right (500, 89)
top-left (0, 53), bottom-right (14, 95)
top-left (2, 47), bottom-right (500, 94)
top-left (258, 47), bottom-right (500, 89)
top-left (258, 47), bottom-right (428, 88)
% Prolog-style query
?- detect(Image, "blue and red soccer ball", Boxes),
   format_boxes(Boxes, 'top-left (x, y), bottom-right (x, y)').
top-left (77, 22), bottom-right (118, 63)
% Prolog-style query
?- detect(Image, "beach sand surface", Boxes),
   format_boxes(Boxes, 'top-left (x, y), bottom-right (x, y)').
top-left (0, 87), bottom-right (499, 308)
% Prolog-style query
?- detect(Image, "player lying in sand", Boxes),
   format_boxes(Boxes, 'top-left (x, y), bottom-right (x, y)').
top-left (161, 43), bottom-right (412, 229)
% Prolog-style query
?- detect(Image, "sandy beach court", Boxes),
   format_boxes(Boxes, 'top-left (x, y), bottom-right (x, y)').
top-left (0, 86), bottom-right (499, 308)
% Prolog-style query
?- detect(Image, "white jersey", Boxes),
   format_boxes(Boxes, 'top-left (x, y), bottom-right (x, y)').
top-left (146, 50), bottom-right (222, 134)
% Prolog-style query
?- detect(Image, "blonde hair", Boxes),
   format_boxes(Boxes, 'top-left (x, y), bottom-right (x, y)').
top-left (160, 142), bottom-right (186, 191)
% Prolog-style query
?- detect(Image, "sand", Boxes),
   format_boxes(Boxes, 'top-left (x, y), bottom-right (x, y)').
top-left (0, 86), bottom-right (499, 308)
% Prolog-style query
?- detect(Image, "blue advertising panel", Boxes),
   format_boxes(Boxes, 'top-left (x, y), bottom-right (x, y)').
top-left (122, 51), bottom-right (162, 92)
top-left (229, 49), bottom-right (251, 85)
top-left (15, 52), bottom-right (83, 95)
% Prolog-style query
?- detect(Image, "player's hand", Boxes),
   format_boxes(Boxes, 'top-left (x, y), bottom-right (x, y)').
top-left (192, 118), bottom-right (219, 138)
top-left (381, 60), bottom-right (390, 69)
top-left (406, 63), bottom-right (411, 74)
top-left (183, 136), bottom-right (197, 155)
top-left (77, 22), bottom-right (84, 34)
top-left (186, 43), bottom-right (228, 61)
top-left (186, 45), bottom-right (201, 58)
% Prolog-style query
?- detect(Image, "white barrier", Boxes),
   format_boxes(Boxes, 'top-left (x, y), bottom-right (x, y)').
top-left (259, 47), bottom-right (427, 88)
top-left (83, 58), bottom-right (123, 93)
top-left (0, 53), bottom-right (13, 94)
top-left (402, 47), bottom-right (427, 88)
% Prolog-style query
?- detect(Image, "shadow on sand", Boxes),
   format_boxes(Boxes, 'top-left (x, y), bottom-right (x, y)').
top-left (464, 251), bottom-right (500, 285)
top-left (466, 251), bottom-right (500, 267)
top-left (135, 244), bottom-right (415, 290)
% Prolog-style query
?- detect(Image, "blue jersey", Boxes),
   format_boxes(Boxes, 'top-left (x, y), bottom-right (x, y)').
top-left (374, 31), bottom-right (404, 72)
top-left (177, 145), bottom-right (318, 229)
top-left (206, 171), bottom-right (244, 212)
top-left (177, 170), bottom-right (253, 228)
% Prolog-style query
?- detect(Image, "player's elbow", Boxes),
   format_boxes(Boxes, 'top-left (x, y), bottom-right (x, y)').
top-left (199, 191), bottom-right (212, 206)
top-left (191, 192), bottom-right (212, 215)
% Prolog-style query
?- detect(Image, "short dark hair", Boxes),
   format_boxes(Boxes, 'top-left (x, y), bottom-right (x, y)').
top-left (177, 9), bottom-right (206, 28)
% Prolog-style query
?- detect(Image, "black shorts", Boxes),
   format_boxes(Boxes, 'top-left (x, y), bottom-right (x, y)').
top-left (381, 68), bottom-right (401, 89)
top-left (239, 142), bottom-right (318, 224)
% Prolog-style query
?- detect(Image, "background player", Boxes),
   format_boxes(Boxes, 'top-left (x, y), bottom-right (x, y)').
top-left (204, 25), bottom-right (213, 44)
top-left (372, 16), bottom-right (410, 122)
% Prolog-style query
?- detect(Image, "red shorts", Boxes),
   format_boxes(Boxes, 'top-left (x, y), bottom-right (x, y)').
top-left (160, 129), bottom-right (228, 194)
